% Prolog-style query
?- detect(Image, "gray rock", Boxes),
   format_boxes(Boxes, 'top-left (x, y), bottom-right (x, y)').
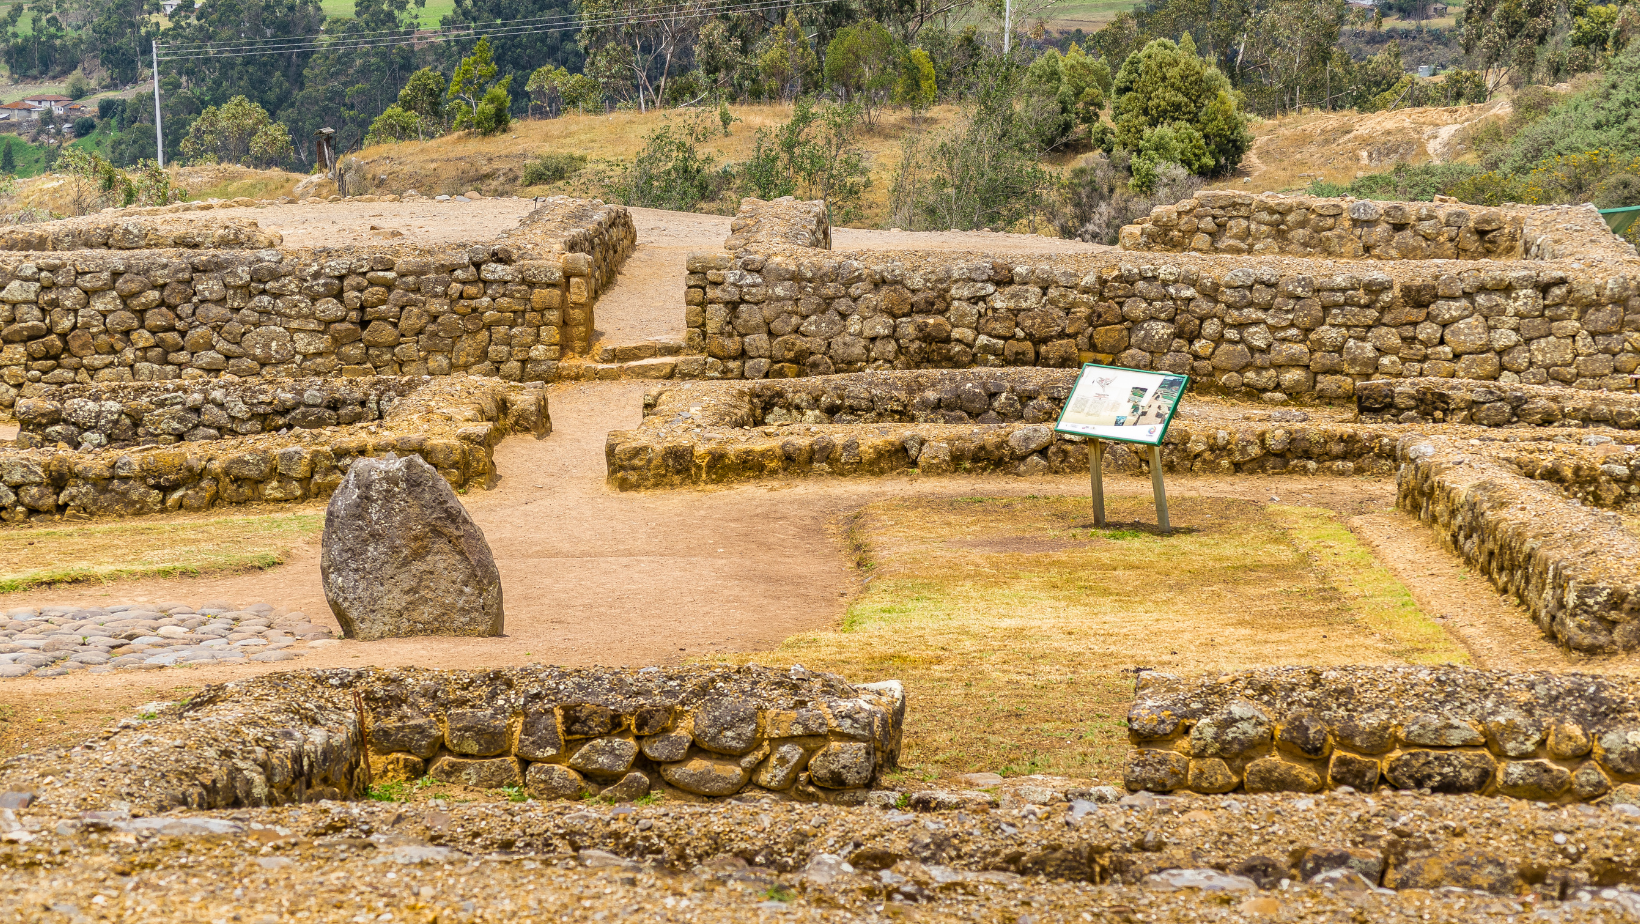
top-left (320, 453), bottom-right (503, 640)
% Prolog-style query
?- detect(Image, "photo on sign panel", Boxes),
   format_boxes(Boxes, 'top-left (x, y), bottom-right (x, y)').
top-left (1054, 364), bottom-right (1188, 446)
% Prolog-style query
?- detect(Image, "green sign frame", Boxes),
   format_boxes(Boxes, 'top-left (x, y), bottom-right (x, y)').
top-left (1051, 363), bottom-right (1190, 447)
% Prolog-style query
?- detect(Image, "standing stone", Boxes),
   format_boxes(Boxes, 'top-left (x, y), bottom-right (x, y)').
top-left (320, 453), bottom-right (504, 640)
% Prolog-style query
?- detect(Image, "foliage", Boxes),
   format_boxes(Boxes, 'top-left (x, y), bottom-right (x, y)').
top-left (448, 38), bottom-right (513, 135)
top-left (527, 65), bottom-right (604, 116)
top-left (522, 151), bottom-right (588, 185)
top-left (1, 140), bottom-right (13, 175)
top-left (1499, 45), bottom-right (1640, 175)
top-left (179, 96), bottom-right (294, 168)
top-left (1518, 150), bottom-right (1640, 206)
top-left (1460, 0), bottom-right (1556, 91)
top-left (579, 0), bottom-right (707, 110)
top-left (72, 117), bottom-right (97, 138)
top-left (98, 98), bottom-right (126, 122)
top-left (1110, 37), bottom-right (1250, 179)
top-left (888, 59), bottom-right (1054, 232)
top-left (66, 74), bottom-right (89, 100)
top-left (898, 47), bottom-right (938, 113)
top-left (363, 105), bottom-right (422, 146)
top-left (56, 148), bottom-right (183, 215)
top-left (756, 11), bottom-right (820, 101)
top-left (1022, 43), bottom-right (1110, 150)
top-left (1061, 152), bottom-right (1203, 243)
top-left (365, 67), bottom-right (452, 146)
top-left (824, 20), bottom-right (906, 125)
top-left (442, 0), bottom-right (582, 112)
top-left (740, 99), bottom-right (871, 222)
top-left (610, 114), bottom-right (727, 211)
top-left (1308, 161), bottom-right (1486, 201)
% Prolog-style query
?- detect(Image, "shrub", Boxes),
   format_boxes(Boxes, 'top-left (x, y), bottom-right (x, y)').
top-left (522, 152), bottom-right (588, 186)
top-left (72, 116), bottom-right (95, 138)
top-left (1110, 37), bottom-right (1251, 178)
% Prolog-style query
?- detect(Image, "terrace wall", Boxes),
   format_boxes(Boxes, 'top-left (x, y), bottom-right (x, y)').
top-left (0, 198), bottom-right (634, 412)
top-left (681, 249), bottom-right (1640, 398)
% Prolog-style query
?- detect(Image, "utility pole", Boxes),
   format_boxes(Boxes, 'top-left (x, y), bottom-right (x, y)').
top-left (1003, 0), bottom-right (1011, 53)
top-left (151, 40), bottom-right (164, 167)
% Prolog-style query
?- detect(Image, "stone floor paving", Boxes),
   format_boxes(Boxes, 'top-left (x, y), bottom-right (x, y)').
top-left (0, 600), bottom-right (335, 679)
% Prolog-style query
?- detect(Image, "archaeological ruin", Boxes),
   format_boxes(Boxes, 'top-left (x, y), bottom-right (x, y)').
top-left (3, 188), bottom-right (1640, 920)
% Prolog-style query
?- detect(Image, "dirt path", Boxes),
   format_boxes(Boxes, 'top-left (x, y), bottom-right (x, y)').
top-left (1346, 512), bottom-right (1577, 671)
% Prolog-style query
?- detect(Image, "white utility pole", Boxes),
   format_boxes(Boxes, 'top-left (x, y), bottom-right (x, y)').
top-left (1003, 0), bottom-right (1011, 53)
top-left (152, 40), bottom-right (164, 167)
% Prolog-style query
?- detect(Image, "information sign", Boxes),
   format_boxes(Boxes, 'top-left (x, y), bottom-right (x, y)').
top-left (1053, 364), bottom-right (1188, 445)
top-left (1052, 363), bottom-right (1189, 531)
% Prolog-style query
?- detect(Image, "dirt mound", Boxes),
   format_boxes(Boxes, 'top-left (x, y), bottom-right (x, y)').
top-left (1231, 99), bottom-right (1512, 192)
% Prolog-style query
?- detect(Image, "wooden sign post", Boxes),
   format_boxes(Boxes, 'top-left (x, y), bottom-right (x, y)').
top-left (1055, 364), bottom-right (1188, 533)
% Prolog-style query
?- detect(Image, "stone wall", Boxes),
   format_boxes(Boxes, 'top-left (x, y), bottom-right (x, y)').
top-left (0, 197), bottom-right (634, 405)
top-left (362, 665), bottom-right (904, 804)
top-left (724, 197), bottom-right (831, 251)
top-left (681, 249), bottom-right (1640, 397)
top-left (1123, 666), bottom-right (1640, 802)
top-left (11, 377), bottom-right (425, 450)
top-left (605, 369), bottom-right (1407, 490)
top-left (1120, 193), bottom-right (1527, 260)
top-left (0, 216), bottom-right (282, 253)
top-left (1358, 377), bottom-right (1640, 428)
top-left (0, 665), bottom-right (904, 811)
top-left (1397, 435), bottom-right (1640, 653)
top-left (0, 376), bottom-right (548, 521)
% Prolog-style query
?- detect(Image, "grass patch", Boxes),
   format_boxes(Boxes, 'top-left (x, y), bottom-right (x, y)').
top-left (722, 495), bottom-right (1463, 784)
top-left (0, 510), bottom-right (323, 592)
top-left (1270, 505), bottom-right (1469, 666)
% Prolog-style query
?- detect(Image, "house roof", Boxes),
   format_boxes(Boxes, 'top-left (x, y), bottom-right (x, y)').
top-left (0, 101), bottom-right (35, 109)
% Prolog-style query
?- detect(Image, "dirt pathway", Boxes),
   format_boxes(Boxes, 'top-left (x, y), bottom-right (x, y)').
top-left (1346, 512), bottom-right (1577, 671)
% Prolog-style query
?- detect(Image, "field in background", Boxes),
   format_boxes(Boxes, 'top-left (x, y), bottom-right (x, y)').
top-left (718, 495), bottom-right (1464, 784)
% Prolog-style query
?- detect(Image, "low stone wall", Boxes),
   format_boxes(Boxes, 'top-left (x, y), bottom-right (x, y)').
top-left (11, 376), bottom-right (424, 450)
top-left (724, 197), bottom-right (830, 251)
top-left (1358, 377), bottom-right (1640, 428)
top-left (363, 666), bottom-right (903, 804)
top-left (0, 666), bottom-right (906, 811)
top-left (0, 375), bottom-right (547, 521)
top-left (1123, 666), bottom-right (1640, 802)
top-left (0, 197), bottom-right (634, 401)
top-left (1397, 435), bottom-right (1640, 653)
top-left (605, 370), bottom-right (1406, 489)
top-left (1522, 202), bottom-right (1640, 265)
top-left (0, 216), bottom-right (282, 253)
top-left (1120, 193), bottom-right (1527, 260)
top-left (680, 250), bottom-right (1640, 396)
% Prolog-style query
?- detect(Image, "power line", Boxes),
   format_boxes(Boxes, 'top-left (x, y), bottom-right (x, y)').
top-left (154, 0), bottom-right (836, 58)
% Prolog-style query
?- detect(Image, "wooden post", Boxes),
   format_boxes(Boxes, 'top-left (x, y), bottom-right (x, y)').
top-left (1089, 439), bottom-right (1106, 527)
top-left (1150, 444), bottom-right (1170, 532)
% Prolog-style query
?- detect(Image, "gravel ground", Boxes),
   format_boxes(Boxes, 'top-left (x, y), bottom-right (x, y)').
top-left (3, 786), bottom-right (1640, 922)
top-left (0, 601), bottom-right (335, 679)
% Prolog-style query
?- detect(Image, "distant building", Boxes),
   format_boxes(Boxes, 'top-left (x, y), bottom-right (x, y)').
top-left (0, 100), bottom-right (35, 121)
top-left (1431, 2), bottom-right (1448, 12)
top-left (23, 95), bottom-right (71, 116)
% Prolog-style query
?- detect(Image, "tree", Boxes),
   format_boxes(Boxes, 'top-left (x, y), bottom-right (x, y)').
top-left (1, 140), bottom-right (13, 175)
top-left (579, 0), bottom-right (709, 111)
top-left (824, 20), bottom-right (905, 126)
top-left (442, 0), bottom-right (582, 109)
top-left (179, 95), bottom-right (294, 168)
top-left (1461, 0), bottom-right (1557, 92)
top-left (73, 116), bottom-right (96, 137)
top-left (365, 67), bottom-right (450, 145)
top-left (741, 99), bottom-right (871, 220)
top-left (526, 65), bottom-right (602, 116)
top-left (1110, 38), bottom-right (1251, 178)
top-left (755, 11), bottom-right (819, 101)
top-left (448, 38), bottom-right (513, 135)
top-left (364, 105), bottom-right (420, 146)
top-left (896, 47), bottom-right (937, 114)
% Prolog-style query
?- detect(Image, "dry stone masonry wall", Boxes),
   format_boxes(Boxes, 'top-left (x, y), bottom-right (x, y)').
top-left (1124, 666), bottom-right (1640, 803)
top-left (0, 197), bottom-right (633, 407)
top-left (0, 666), bottom-right (906, 812)
top-left (605, 369), bottom-right (1411, 490)
top-left (681, 249), bottom-right (1640, 397)
top-left (1121, 193), bottom-right (1528, 260)
top-left (1359, 377), bottom-right (1640, 428)
top-left (0, 375), bottom-right (547, 522)
top-left (10, 377), bottom-right (425, 450)
top-left (0, 216), bottom-right (283, 253)
top-left (1397, 434), bottom-right (1640, 653)
top-left (724, 197), bottom-right (831, 251)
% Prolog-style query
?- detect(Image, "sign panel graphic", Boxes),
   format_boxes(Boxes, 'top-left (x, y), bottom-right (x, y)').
top-left (1053, 364), bottom-right (1188, 446)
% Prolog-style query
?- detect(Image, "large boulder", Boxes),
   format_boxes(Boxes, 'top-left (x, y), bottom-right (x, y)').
top-left (320, 453), bottom-right (504, 640)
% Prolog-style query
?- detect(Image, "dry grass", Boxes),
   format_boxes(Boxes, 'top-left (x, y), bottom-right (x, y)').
top-left (1216, 99), bottom-right (1512, 194)
top-left (722, 494), bottom-right (1461, 784)
top-left (0, 509), bottom-right (324, 593)
top-left (8, 163), bottom-right (304, 216)
top-left (348, 103), bottom-right (962, 225)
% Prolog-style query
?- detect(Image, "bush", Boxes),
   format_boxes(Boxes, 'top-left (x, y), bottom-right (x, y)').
top-left (72, 117), bottom-right (96, 138)
top-left (66, 74), bottom-right (88, 100)
top-left (522, 152), bottom-right (587, 186)
top-left (611, 115), bottom-right (728, 211)
top-left (1111, 37), bottom-right (1251, 178)
top-left (1061, 152), bottom-right (1202, 244)
top-left (97, 98), bottom-right (125, 122)
top-left (1312, 162), bottom-right (1485, 201)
